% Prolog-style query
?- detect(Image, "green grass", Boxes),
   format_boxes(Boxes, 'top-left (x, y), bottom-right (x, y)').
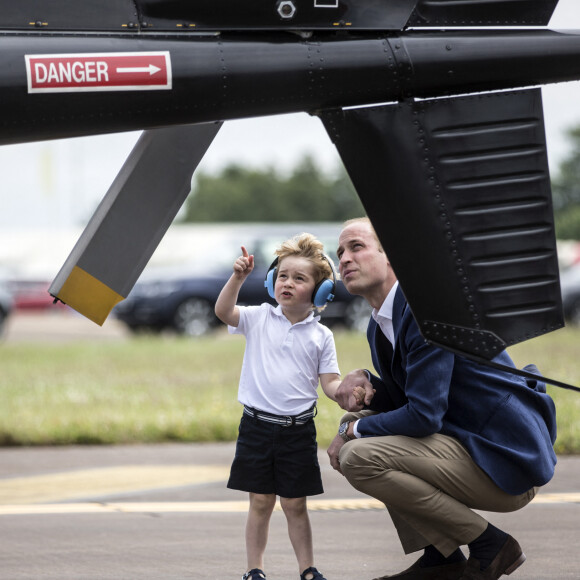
top-left (0, 327), bottom-right (578, 452)
top-left (508, 327), bottom-right (580, 454)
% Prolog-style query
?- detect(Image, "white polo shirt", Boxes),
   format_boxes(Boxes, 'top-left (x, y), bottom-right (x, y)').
top-left (230, 303), bottom-right (340, 415)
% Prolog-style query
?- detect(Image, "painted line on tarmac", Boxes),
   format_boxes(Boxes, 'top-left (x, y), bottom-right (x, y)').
top-left (0, 465), bottom-right (230, 505)
top-left (0, 465), bottom-right (578, 515)
top-left (0, 494), bottom-right (579, 516)
top-left (531, 492), bottom-right (580, 504)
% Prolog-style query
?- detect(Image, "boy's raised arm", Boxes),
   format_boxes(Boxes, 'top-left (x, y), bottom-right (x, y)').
top-left (214, 246), bottom-right (254, 328)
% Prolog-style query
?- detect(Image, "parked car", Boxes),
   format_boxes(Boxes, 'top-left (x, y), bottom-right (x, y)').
top-left (0, 269), bottom-right (14, 336)
top-left (113, 223), bottom-right (372, 336)
top-left (9, 279), bottom-right (67, 311)
top-left (561, 263), bottom-right (580, 325)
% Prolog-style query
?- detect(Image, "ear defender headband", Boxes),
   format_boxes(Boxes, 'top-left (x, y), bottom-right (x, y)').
top-left (264, 255), bottom-right (336, 308)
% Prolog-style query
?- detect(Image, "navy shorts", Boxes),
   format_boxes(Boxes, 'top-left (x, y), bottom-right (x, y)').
top-left (227, 414), bottom-right (324, 498)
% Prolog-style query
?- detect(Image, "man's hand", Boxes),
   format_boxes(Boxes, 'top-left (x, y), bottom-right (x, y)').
top-left (327, 434), bottom-right (346, 475)
top-left (335, 370), bottom-right (375, 411)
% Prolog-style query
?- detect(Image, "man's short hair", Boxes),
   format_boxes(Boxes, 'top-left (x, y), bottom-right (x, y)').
top-left (342, 217), bottom-right (384, 253)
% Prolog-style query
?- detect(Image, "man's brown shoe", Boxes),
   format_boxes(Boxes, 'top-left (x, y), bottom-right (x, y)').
top-left (459, 535), bottom-right (526, 579)
top-left (372, 557), bottom-right (467, 580)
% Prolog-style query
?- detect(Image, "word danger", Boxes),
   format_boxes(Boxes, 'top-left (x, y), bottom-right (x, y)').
top-left (36, 60), bottom-right (108, 84)
top-left (25, 52), bottom-right (172, 93)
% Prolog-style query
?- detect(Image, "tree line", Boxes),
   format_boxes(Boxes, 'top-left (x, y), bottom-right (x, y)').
top-left (551, 126), bottom-right (580, 240)
top-left (184, 156), bottom-right (364, 223)
top-left (184, 138), bottom-right (580, 240)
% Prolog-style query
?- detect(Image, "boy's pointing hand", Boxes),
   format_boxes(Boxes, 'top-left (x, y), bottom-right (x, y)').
top-left (233, 245), bottom-right (255, 279)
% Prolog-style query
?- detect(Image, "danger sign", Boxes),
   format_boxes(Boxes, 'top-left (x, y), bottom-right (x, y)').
top-left (25, 52), bottom-right (172, 93)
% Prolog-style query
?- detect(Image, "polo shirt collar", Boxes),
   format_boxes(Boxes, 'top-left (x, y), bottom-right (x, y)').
top-left (273, 304), bottom-right (319, 325)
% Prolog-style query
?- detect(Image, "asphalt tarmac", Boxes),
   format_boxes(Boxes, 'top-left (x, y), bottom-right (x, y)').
top-left (1, 313), bottom-right (579, 578)
top-left (0, 442), bottom-right (579, 580)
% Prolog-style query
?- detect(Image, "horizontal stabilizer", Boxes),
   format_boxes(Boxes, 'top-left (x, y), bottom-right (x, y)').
top-left (2, 0), bottom-right (557, 32)
top-left (0, 0), bottom-right (418, 32)
top-left (49, 122), bottom-right (222, 324)
top-left (138, 0), bottom-right (418, 31)
top-left (408, 0), bottom-right (558, 28)
top-left (321, 89), bottom-right (563, 359)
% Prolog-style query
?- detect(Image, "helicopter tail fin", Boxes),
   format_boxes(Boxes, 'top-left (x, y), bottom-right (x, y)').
top-left (49, 122), bottom-right (222, 324)
top-left (320, 88), bottom-right (563, 359)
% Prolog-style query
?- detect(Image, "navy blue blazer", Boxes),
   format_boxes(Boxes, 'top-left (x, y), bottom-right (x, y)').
top-left (359, 286), bottom-right (557, 496)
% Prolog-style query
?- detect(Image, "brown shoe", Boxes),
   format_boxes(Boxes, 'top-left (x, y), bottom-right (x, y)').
top-left (373, 557), bottom-right (467, 579)
top-left (459, 535), bottom-right (526, 579)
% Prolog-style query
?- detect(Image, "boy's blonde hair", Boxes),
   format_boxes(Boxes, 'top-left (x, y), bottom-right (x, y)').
top-left (276, 233), bottom-right (335, 310)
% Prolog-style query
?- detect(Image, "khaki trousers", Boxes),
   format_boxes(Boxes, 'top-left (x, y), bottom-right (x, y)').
top-left (338, 412), bottom-right (537, 557)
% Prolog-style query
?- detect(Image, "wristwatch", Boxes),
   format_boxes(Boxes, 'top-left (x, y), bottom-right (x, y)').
top-left (338, 421), bottom-right (353, 443)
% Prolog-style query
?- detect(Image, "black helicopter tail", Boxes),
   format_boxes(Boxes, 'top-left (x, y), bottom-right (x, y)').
top-left (320, 89), bottom-right (563, 361)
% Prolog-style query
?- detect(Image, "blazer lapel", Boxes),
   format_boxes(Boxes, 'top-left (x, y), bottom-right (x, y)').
top-left (374, 323), bottom-right (393, 369)
top-left (368, 286), bottom-right (408, 387)
top-left (390, 286), bottom-right (408, 378)
top-left (368, 318), bottom-right (392, 380)
top-left (392, 286), bottom-right (407, 338)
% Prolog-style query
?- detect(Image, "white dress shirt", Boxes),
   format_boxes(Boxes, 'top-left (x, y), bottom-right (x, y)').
top-left (372, 280), bottom-right (399, 347)
top-left (352, 281), bottom-right (399, 438)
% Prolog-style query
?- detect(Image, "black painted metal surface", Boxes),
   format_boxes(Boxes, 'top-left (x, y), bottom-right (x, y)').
top-left (321, 90), bottom-right (563, 358)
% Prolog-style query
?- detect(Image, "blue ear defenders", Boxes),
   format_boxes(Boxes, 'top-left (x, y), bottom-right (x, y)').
top-left (264, 256), bottom-right (336, 308)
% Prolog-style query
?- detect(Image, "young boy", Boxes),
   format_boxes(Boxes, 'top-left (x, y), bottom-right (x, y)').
top-left (215, 233), bottom-right (342, 580)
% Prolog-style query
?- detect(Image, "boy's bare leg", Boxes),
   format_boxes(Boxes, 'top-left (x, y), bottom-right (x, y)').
top-left (280, 496), bottom-right (315, 576)
top-left (246, 493), bottom-right (277, 572)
